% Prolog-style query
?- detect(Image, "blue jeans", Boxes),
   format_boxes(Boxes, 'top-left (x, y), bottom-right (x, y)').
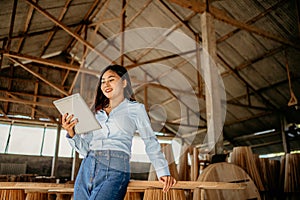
top-left (74, 150), bottom-right (130, 200)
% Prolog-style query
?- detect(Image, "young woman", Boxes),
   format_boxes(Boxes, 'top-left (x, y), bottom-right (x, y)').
top-left (62, 64), bottom-right (176, 200)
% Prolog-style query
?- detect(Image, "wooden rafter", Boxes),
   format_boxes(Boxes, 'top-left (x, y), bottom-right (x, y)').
top-left (31, 81), bottom-right (39, 119)
top-left (0, 90), bottom-right (59, 101)
top-left (126, 49), bottom-right (197, 69)
top-left (7, 92), bottom-right (56, 122)
top-left (4, 51), bottom-right (100, 76)
top-left (6, 0), bottom-right (18, 51)
top-left (221, 45), bottom-right (286, 77)
top-left (120, 0), bottom-right (126, 65)
top-left (64, 0), bottom-right (103, 53)
top-left (167, 0), bottom-right (299, 50)
top-left (218, 54), bottom-right (278, 110)
top-left (24, 0), bottom-right (114, 64)
top-left (126, 0), bottom-right (152, 27)
top-left (39, 0), bottom-right (73, 57)
top-left (0, 96), bottom-right (54, 108)
top-left (133, 12), bottom-right (196, 62)
top-left (8, 57), bottom-right (69, 96)
top-left (3, 65), bottom-right (14, 115)
top-left (134, 82), bottom-right (206, 123)
top-left (0, 22), bottom-right (81, 42)
top-left (17, 0), bottom-right (36, 52)
top-left (217, 0), bottom-right (288, 43)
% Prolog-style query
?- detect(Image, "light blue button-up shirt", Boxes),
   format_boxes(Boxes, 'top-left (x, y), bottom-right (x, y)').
top-left (67, 98), bottom-right (170, 178)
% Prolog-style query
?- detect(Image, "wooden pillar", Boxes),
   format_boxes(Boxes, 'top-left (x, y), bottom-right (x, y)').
top-left (192, 147), bottom-right (199, 181)
top-left (280, 115), bottom-right (290, 153)
top-left (51, 124), bottom-right (61, 177)
top-left (71, 152), bottom-right (80, 181)
top-left (200, 11), bottom-right (223, 154)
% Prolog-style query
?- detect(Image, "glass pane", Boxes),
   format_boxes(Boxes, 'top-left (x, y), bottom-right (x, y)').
top-left (8, 125), bottom-right (43, 155)
top-left (42, 128), bottom-right (57, 156)
top-left (58, 130), bottom-right (73, 157)
top-left (0, 123), bottom-right (10, 153)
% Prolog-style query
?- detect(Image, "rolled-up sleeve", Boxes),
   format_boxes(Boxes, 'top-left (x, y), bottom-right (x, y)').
top-left (135, 104), bottom-right (170, 178)
top-left (66, 132), bottom-right (92, 157)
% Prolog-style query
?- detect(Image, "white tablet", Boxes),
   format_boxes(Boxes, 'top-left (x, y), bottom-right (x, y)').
top-left (53, 93), bottom-right (101, 134)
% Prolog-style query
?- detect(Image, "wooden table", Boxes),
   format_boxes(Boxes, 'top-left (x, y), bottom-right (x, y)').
top-left (0, 181), bottom-right (246, 200)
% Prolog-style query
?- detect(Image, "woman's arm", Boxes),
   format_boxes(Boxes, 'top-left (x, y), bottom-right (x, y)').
top-left (62, 113), bottom-right (92, 157)
top-left (135, 104), bottom-right (176, 191)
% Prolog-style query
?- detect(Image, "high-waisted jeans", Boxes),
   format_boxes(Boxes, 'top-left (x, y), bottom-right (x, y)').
top-left (73, 150), bottom-right (130, 200)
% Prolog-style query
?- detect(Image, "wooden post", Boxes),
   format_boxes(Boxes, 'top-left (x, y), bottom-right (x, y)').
top-left (193, 147), bottom-right (199, 181)
top-left (200, 11), bottom-right (223, 154)
top-left (280, 115), bottom-right (290, 153)
top-left (51, 124), bottom-right (61, 177)
top-left (71, 152), bottom-right (80, 181)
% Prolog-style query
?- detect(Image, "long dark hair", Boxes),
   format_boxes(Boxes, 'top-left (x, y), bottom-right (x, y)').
top-left (94, 65), bottom-right (135, 111)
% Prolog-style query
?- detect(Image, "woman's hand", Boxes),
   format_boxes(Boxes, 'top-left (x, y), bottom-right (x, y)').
top-left (159, 175), bottom-right (177, 192)
top-left (62, 113), bottom-right (78, 138)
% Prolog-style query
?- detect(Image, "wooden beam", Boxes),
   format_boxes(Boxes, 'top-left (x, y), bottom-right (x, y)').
top-left (3, 65), bottom-right (14, 114)
top-left (221, 45), bottom-right (286, 77)
top-left (6, 92), bottom-right (56, 122)
top-left (225, 110), bottom-right (273, 126)
top-left (17, 0), bottom-right (36, 52)
top-left (126, 49), bottom-right (197, 69)
top-left (126, 0), bottom-right (152, 27)
top-left (158, 0), bottom-right (197, 34)
top-left (6, 0), bottom-right (18, 51)
top-left (0, 22), bottom-right (81, 42)
top-left (64, 0), bottom-right (103, 53)
top-left (217, 0), bottom-right (288, 43)
top-left (8, 57), bottom-right (69, 96)
top-left (133, 12), bottom-right (196, 62)
top-left (250, 140), bottom-right (282, 148)
top-left (31, 81), bottom-right (39, 119)
top-left (167, 0), bottom-right (299, 50)
top-left (0, 96), bottom-right (54, 108)
top-left (39, 0), bottom-right (73, 57)
top-left (0, 90), bottom-right (61, 101)
top-left (4, 51), bottom-right (101, 76)
top-left (134, 82), bottom-right (207, 122)
top-left (218, 54), bottom-right (278, 110)
top-left (280, 115), bottom-right (290, 153)
top-left (24, 0), bottom-right (114, 64)
top-left (120, 0), bottom-right (126, 65)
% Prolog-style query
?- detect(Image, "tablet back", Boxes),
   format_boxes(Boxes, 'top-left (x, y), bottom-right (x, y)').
top-left (53, 93), bottom-right (101, 134)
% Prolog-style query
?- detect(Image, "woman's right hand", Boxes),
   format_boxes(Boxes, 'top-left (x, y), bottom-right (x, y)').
top-left (62, 113), bottom-right (78, 138)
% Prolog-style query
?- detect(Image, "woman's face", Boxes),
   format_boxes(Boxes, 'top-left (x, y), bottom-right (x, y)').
top-left (101, 70), bottom-right (126, 100)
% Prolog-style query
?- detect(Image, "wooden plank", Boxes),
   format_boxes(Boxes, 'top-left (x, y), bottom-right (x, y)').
top-left (0, 181), bottom-right (246, 190)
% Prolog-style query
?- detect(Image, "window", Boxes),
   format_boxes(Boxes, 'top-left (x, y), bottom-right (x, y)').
top-left (41, 128), bottom-right (57, 156)
top-left (59, 129), bottom-right (74, 157)
top-left (0, 124), bottom-right (10, 153)
top-left (0, 122), bottom-right (73, 158)
top-left (7, 125), bottom-right (43, 155)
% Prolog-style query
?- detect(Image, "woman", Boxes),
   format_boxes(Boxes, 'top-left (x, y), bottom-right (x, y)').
top-left (62, 64), bottom-right (176, 200)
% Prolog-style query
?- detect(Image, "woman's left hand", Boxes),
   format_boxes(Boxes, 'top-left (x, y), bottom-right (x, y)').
top-left (159, 175), bottom-right (177, 192)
